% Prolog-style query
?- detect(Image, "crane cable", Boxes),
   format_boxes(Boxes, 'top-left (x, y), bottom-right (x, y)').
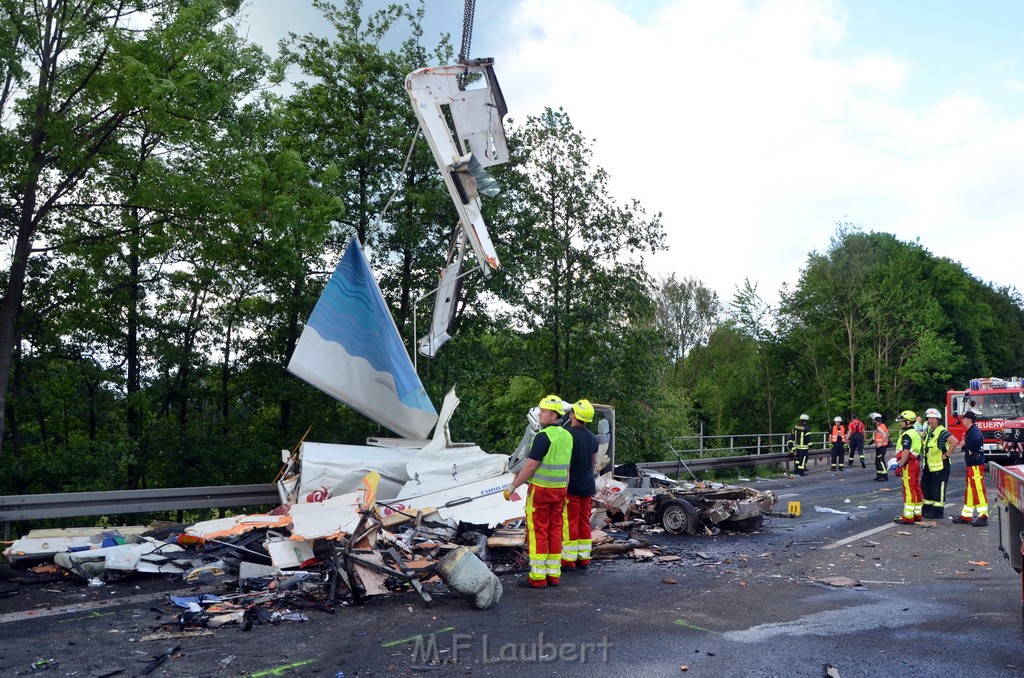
top-left (457, 0), bottom-right (476, 91)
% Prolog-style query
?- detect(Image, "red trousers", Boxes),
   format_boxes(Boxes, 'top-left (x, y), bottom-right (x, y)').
top-left (562, 494), bottom-right (593, 565)
top-left (899, 456), bottom-right (923, 520)
top-left (526, 484), bottom-right (566, 582)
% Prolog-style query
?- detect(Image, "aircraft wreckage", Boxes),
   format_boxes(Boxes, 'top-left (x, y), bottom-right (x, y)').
top-left (2, 59), bottom-right (776, 620)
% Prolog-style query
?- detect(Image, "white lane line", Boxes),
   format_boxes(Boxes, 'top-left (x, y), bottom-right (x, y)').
top-left (822, 522), bottom-right (896, 550)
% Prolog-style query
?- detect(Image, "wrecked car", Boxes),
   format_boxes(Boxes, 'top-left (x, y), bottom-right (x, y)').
top-left (602, 461), bottom-right (778, 535)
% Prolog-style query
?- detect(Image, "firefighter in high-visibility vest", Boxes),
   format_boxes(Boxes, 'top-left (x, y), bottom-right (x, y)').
top-left (847, 414), bottom-right (866, 468)
top-left (829, 416), bottom-right (846, 471)
top-left (504, 395), bottom-right (573, 588)
top-left (561, 399), bottom-right (598, 570)
top-left (892, 410), bottom-right (924, 523)
top-left (870, 412), bottom-right (890, 482)
top-left (952, 410), bottom-right (988, 526)
top-left (921, 407), bottom-right (959, 519)
top-left (791, 414), bottom-right (811, 476)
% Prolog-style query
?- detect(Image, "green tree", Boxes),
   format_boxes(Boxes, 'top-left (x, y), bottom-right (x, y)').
top-left (490, 107), bottom-right (665, 393)
top-left (0, 0), bottom-right (257, 454)
top-left (654, 273), bottom-right (720, 387)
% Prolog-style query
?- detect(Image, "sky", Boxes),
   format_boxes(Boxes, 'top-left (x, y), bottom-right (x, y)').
top-left (241, 0), bottom-right (1024, 307)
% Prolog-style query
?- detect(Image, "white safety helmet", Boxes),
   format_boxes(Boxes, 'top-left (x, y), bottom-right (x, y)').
top-left (799, 413), bottom-right (809, 421)
top-left (834, 416), bottom-right (842, 423)
top-left (869, 412), bottom-right (882, 421)
top-left (924, 407), bottom-right (942, 420)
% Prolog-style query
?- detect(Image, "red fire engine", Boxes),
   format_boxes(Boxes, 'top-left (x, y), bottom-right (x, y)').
top-left (992, 462), bottom-right (1024, 604)
top-left (945, 378), bottom-right (1024, 464)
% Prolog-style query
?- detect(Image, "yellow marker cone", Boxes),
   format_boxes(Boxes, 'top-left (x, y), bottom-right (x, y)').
top-left (788, 501), bottom-right (801, 517)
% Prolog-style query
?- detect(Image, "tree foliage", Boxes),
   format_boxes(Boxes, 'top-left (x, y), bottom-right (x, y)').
top-left (1, 4), bottom-right (1022, 505)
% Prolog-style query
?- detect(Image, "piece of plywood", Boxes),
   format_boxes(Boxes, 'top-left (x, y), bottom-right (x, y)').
top-left (352, 551), bottom-right (392, 596)
top-left (380, 507), bottom-right (437, 529)
top-left (487, 529), bottom-right (526, 548)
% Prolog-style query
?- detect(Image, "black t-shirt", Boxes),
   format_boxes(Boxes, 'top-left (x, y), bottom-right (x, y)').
top-left (527, 429), bottom-right (552, 462)
top-left (566, 425), bottom-right (598, 496)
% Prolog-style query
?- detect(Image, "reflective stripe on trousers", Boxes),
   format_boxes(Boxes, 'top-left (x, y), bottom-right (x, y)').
top-left (561, 494), bottom-right (593, 563)
top-left (901, 457), bottom-right (923, 519)
top-left (526, 484), bottom-right (566, 581)
top-left (874, 445), bottom-right (889, 476)
top-left (962, 465), bottom-right (988, 517)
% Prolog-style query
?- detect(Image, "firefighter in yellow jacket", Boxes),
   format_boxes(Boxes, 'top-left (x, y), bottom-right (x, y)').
top-left (921, 407), bottom-right (958, 519)
top-left (505, 395), bottom-right (573, 588)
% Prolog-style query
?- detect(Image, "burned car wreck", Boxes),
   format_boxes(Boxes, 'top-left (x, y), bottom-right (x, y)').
top-left (603, 462), bottom-right (778, 535)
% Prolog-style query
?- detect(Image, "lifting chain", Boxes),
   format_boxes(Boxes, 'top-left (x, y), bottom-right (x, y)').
top-left (457, 0), bottom-right (476, 91)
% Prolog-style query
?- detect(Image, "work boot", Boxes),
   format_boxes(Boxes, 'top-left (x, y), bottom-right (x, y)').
top-left (576, 559), bottom-right (590, 570)
top-left (972, 516), bottom-right (989, 527)
top-left (950, 516), bottom-right (973, 525)
top-left (922, 506), bottom-right (936, 519)
top-left (894, 517), bottom-right (914, 525)
top-left (861, 458), bottom-right (866, 468)
top-left (561, 560), bottom-right (576, 570)
top-left (519, 579), bottom-right (547, 589)
top-left (913, 515), bottom-right (923, 522)
top-left (546, 576), bottom-right (560, 587)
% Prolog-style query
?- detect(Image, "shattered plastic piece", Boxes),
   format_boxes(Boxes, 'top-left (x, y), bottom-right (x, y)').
top-left (184, 514), bottom-right (290, 541)
top-left (814, 506), bottom-right (849, 515)
top-left (289, 475), bottom-right (379, 540)
top-left (170, 594), bottom-right (222, 609)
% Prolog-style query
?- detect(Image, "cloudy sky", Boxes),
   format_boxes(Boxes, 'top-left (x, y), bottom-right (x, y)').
top-left (242, 0), bottom-right (1024, 305)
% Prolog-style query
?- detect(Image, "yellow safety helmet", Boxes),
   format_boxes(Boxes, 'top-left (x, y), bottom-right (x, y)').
top-left (572, 399), bottom-right (595, 423)
top-left (897, 410), bottom-right (916, 422)
top-left (538, 395), bottom-right (567, 413)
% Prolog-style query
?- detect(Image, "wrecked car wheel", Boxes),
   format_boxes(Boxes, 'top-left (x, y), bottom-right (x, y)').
top-left (657, 499), bottom-right (698, 535)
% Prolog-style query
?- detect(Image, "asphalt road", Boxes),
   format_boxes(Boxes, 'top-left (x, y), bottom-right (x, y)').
top-left (1, 458), bottom-right (1022, 678)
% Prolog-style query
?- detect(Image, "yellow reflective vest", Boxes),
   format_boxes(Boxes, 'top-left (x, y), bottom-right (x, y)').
top-left (897, 428), bottom-right (922, 461)
top-left (922, 424), bottom-right (951, 471)
top-left (530, 426), bottom-right (572, 488)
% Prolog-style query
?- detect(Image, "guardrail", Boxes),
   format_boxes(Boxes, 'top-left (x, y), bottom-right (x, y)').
top-left (643, 447), bottom-right (834, 475)
top-left (1, 484), bottom-right (279, 526)
top-left (0, 446), bottom-right (848, 532)
top-left (670, 432), bottom-right (876, 457)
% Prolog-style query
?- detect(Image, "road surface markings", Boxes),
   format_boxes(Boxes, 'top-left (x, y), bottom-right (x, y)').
top-left (822, 522), bottom-right (895, 550)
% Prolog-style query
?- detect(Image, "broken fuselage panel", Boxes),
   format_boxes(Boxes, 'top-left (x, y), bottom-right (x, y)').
top-left (406, 59), bottom-right (509, 277)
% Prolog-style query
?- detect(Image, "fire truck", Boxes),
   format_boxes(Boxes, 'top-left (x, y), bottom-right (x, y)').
top-left (991, 462), bottom-right (1024, 605)
top-left (945, 378), bottom-right (1024, 464)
